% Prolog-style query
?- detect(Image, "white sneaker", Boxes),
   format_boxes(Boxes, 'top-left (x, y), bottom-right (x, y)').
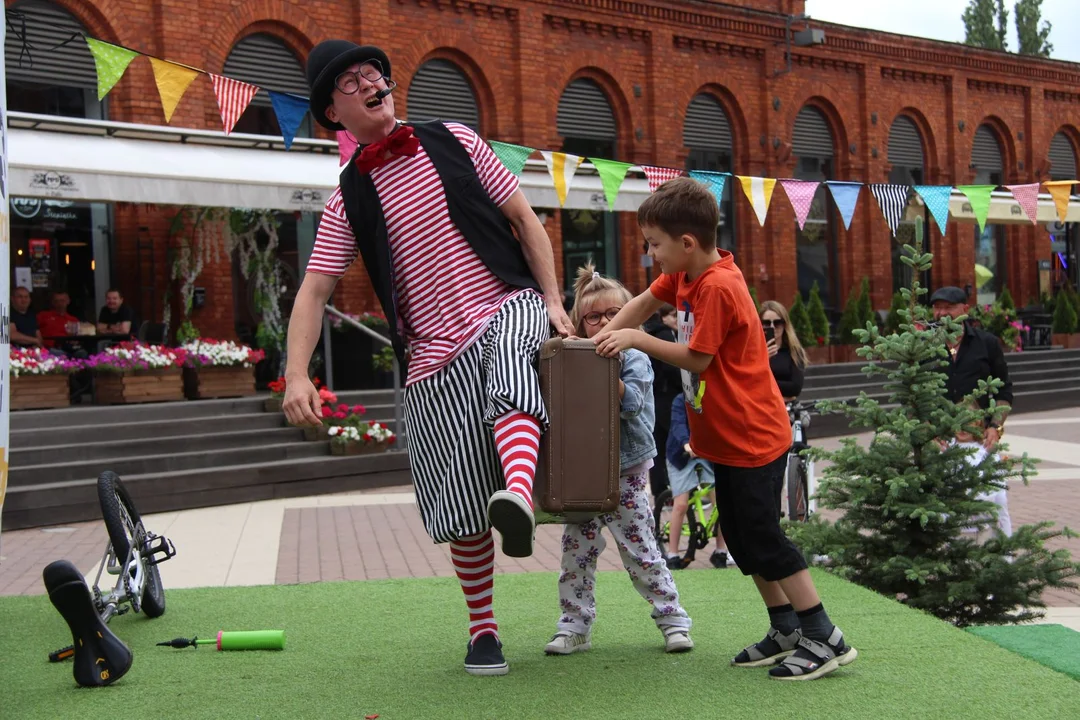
top-left (663, 629), bottom-right (695, 653)
top-left (545, 631), bottom-right (591, 655)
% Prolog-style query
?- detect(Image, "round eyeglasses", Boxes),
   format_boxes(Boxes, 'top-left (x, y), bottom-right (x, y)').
top-left (583, 307), bottom-right (622, 326)
top-left (334, 60), bottom-right (386, 95)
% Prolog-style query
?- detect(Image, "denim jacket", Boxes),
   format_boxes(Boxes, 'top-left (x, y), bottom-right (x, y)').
top-left (619, 348), bottom-right (657, 472)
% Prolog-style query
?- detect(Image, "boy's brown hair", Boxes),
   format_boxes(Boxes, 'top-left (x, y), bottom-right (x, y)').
top-left (637, 176), bottom-right (719, 249)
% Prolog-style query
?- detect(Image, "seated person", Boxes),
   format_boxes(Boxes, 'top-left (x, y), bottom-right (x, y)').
top-left (664, 395), bottom-right (734, 570)
top-left (10, 286), bottom-right (45, 348)
top-left (759, 300), bottom-right (808, 400)
top-left (37, 290), bottom-right (86, 358)
top-left (97, 288), bottom-right (135, 338)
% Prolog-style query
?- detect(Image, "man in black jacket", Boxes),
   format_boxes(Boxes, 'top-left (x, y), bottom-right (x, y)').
top-left (283, 41), bottom-right (573, 677)
top-left (931, 286), bottom-right (1013, 448)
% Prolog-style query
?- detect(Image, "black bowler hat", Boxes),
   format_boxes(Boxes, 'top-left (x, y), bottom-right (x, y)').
top-left (930, 286), bottom-right (969, 305)
top-left (306, 40), bottom-right (392, 131)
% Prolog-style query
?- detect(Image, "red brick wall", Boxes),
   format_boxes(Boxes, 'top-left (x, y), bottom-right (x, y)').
top-left (18, 0), bottom-right (1080, 331)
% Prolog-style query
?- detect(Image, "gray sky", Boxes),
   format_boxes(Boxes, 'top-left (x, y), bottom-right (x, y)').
top-left (806, 0), bottom-right (1080, 64)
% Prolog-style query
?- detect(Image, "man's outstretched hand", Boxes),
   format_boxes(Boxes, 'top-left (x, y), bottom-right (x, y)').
top-left (546, 298), bottom-right (575, 337)
top-left (283, 375), bottom-right (323, 428)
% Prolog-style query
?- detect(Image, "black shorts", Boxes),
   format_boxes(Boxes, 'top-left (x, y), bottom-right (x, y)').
top-left (711, 451), bottom-right (808, 582)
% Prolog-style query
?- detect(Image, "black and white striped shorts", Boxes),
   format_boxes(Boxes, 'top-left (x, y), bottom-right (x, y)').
top-left (404, 291), bottom-right (550, 544)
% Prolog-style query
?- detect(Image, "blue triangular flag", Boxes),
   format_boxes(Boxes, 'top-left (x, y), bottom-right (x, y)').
top-left (688, 170), bottom-right (728, 207)
top-left (913, 185), bottom-right (953, 236)
top-left (268, 91), bottom-right (310, 150)
top-left (825, 181), bottom-right (862, 230)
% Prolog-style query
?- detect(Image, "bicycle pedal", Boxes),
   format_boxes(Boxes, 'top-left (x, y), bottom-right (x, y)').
top-left (144, 534), bottom-right (177, 566)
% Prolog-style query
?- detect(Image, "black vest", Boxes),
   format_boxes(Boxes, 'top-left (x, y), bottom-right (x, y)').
top-left (338, 121), bottom-right (541, 373)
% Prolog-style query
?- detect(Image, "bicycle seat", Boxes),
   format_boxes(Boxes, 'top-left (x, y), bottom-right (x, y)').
top-left (43, 560), bottom-right (132, 687)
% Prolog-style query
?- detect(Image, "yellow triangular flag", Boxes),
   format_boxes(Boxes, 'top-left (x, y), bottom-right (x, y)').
top-left (737, 176), bottom-right (777, 226)
top-left (149, 57), bottom-right (200, 123)
top-left (541, 151), bottom-right (584, 207)
top-left (1043, 180), bottom-right (1076, 224)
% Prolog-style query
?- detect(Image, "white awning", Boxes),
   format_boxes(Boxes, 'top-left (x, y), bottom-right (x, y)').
top-left (7, 112), bottom-right (1080, 222)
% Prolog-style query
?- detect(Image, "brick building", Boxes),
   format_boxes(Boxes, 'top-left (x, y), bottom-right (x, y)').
top-left (6, 0), bottom-right (1080, 348)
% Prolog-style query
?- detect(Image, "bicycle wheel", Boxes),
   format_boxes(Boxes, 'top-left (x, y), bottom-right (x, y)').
top-left (786, 458), bottom-right (810, 523)
top-left (653, 489), bottom-right (673, 544)
top-left (97, 471), bottom-right (166, 618)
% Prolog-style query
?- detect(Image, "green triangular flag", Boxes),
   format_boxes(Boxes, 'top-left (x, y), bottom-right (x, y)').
top-left (86, 38), bottom-right (140, 101)
top-left (488, 140), bottom-right (534, 177)
top-left (957, 184), bottom-right (995, 233)
top-left (590, 157), bottom-right (633, 211)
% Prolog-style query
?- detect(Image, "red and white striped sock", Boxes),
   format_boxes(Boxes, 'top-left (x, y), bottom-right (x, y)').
top-left (449, 531), bottom-right (498, 643)
top-left (493, 410), bottom-right (541, 511)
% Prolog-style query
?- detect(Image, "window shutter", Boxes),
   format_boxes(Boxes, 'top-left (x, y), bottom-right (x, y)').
top-left (972, 125), bottom-right (1004, 173)
top-left (557, 79), bottom-right (616, 140)
top-left (887, 115), bottom-right (924, 170)
top-left (1049, 132), bottom-right (1077, 180)
top-left (792, 106), bottom-right (834, 159)
top-left (683, 94), bottom-right (732, 152)
top-left (406, 59), bottom-right (480, 130)
top-left (223, 34), bottom-right (308, 109)
top-left (6, 0), bottom-right (96, 89)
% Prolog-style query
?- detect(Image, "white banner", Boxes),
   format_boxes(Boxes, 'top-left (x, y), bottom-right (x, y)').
top-left (1, 9), bottom-right (11, 551)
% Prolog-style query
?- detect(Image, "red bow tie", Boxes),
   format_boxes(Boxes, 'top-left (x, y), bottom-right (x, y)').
top-left (354, 125), bottom-right (421, 175)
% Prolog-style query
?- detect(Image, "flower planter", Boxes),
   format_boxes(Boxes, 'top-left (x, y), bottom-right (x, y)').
top-left (805, 345), bottom-right (831, 366)
top-left (1052, 333), bottom-right (1080, 349)
top-left (303, 424), bottom-right (330, 441)
top-left (94, 367), bottom-right (184, 405)
top-left (264, 396), bottom-right (284, 412)
top-left (330, 440), bottom-right (390, 456)
top-left (830, 345), bottom-right (860, 364)
top-left (183, 365), bottom-right (257, 400)
top-left (11, 374), bottom-right (71, 410)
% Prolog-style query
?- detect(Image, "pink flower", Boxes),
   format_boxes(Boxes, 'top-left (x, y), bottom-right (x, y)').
top-left (336, 403), bottom-right (349, 413)
top-left (321, 406), bottom-right (332, 418)
top-left (352, 404), bottom-right (366, 415)
top-left (333, 411), bottom-right (347, 420)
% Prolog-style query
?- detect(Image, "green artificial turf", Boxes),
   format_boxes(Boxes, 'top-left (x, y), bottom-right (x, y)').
top-left (3, 569), bottom-right (1079, 719)
top-left (967, 623), bottom-right (1080, 681)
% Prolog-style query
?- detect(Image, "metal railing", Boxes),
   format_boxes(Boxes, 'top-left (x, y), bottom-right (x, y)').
top-left (321, 305), bottom-right (404, 439)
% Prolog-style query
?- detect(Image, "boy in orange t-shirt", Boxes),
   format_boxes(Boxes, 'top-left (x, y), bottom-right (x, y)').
top-left (594, 177), bottom-right (857, 681)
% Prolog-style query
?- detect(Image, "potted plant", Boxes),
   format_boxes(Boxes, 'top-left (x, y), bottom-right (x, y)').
top-left (807, 281), bottom-right (831, 362)
top-left (360, 420), bottom-right (397, 452)
top-left (1051, 285), bottom-right (1080, 348)
top-left (969, 302), bottom-right (1027, 352)
top-left (789, 293), bottom-right (823, 365)
top-left (327, 425), bottom-right (363, 455)
top-left (265, 375), bottom-right (322, 412)
top-left (86, 342), bottom-right (186, 404)
top-left (330, 311), bottom-right (390, 390)
top-left (372, 346), bottom-right (395, 388)
top-left (181, 338), bottom-right (266, 399)
top-left (9, 347), bottom-right (83, 410)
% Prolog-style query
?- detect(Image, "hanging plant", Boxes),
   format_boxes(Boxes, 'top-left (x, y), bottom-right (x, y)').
top-left (165, 206), bottom-right (230, 342)
top-left (228, 209), bottom-right (286, 359)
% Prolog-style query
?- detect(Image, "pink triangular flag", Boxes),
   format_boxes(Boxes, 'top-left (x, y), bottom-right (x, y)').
top-left (337, 131), bottom-right (358, 167)
top-left (210, 74), bottom-right (258, 135)
top-left (779, 179), bottom-right (821, 230)
top-left (1005, 183), bottom-right (1040, 225)
top-left (641, 166), bottom-right (683, 193)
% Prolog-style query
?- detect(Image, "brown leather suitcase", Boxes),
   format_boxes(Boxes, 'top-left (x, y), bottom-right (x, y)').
top-left (534, 337), bottom-right (621, 524)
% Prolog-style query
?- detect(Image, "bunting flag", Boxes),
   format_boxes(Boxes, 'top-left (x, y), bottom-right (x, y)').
top-left (737, 176), bottom-right (777, 226)
top-left (1004, 183), bottom-right (1040, 225)
top-left (489, 140), bottom-right (534, 177)
top-left (779, 179), bottom-right (820, 231)
top-left (688, 170), bottom-right (727, 208)
top-left (541, 151), bottom-right (584, 206)
top-left (591, 158), bottom-right (633, 211)
top-left (869, 184), bottom-right (911, 237)
top-left (148, 58), bottom-right (200, 123)
top-left (957, 185), bottom-right (995, 233)
top-left (642, 166), bottom-right (683, 192)
top-left (337, 131), bottom-right (358, 166)
top-left (825, 181), bottom-right (862, 230)
top-left (85, 38), bottom-right (139, 101)
top-left (914, 185), bottom-right (953, 236)
top-left (268, 91), bottom-right (310, 150)
top-left (210, 74), bottom-right (259, 135)
top-left (1043, 180), bottom-right (1076, 223)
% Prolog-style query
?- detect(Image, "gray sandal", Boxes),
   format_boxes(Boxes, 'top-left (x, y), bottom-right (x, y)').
top-left (731, 627), bottom-right (799, 667)
top-left (769, 627), bottom-right (858, 681)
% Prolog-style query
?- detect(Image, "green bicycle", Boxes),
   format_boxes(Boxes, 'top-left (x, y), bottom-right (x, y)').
top-left (652, 465), bottom-right (722, 569)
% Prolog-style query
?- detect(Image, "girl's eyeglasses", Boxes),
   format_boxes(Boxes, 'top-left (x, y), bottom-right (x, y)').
top-left (584, 307), bottom-right (622, 326)
top-left (761, 319), bottom-right (786, 328)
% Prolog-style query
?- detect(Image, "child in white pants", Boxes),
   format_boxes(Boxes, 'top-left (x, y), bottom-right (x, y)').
top-left (957, 442), bottom-right (1013, 536)
top-left (545, 265), bottom-right (693, 656)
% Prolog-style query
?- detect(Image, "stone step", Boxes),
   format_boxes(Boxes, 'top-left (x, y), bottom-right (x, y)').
top-left (1, 451), bottom-right (413, 531)
top-left (802, 364), bottom-right (1080, 399)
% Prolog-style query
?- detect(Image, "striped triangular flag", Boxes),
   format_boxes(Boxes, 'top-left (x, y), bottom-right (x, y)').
top-left (1004, 183), bottom-right (1040, 225)
top-left (541, 151), bottom-right (584, 206)
top-left (779, 179), bottom-right (820, 231)
top-left (210, 74), bottom-right (259, 135)
top-left (641, 166), bottom-right (683, 193)
top-left (736, 176), bottom-right (777, 226)
top-left (869, 184), bottom-right (912, 237)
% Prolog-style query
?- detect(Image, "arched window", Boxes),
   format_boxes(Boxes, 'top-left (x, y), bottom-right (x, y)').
top-left (888, 115), bottom-right (929, 293)
top-left (1049, 132), bottom-right (1077, 181)
top-left (406, 59), bottom-right (480, 130)
top-left (1048, 131), bottom-right (1079, 290)
top-left (223, 33), bottom-right (311, 139)
top-left (971, 124), bottom-right (1007, 303)
top-left (683, 94), bottom-right (735, 253)
top-left (557, 79), bottom-right (619, 290)
top-left (5, 0), bottom-right (103, 118)
top-left (792, 106), bottom-right (837, 310)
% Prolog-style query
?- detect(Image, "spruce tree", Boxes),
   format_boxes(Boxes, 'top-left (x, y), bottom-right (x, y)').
top-left (836, 283), bottom-right (862, 346)
top-left (1052, 286), bottom-right (1079, 334)
top-left (856, 276), bottom-right (875, 330)
top-left (789, 293), bottom-right (815, 347)
top-left (788, 217), bottom-right (1079, 627)
top-left (807, 282), bottom-right (830, 346)
top-left (884, 291), bottom-right (906, 335)
top-left (998, 285), bottom-right (1016, 313)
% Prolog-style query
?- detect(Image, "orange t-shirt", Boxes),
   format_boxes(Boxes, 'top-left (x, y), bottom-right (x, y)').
top-left (650, 252), bottom-right (791, 467)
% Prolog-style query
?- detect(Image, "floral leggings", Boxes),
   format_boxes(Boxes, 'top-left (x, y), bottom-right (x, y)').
top-left (556, 469), bottom-right (692, 636)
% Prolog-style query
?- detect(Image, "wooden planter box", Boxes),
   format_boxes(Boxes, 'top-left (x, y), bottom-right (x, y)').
top-left (830, 345), bottom-right (860, 364)
top-left (805, 345), bottom-right (831, 366)
top-left (183, 365), bottom-right (257, 400)
top-left (330, 440), bottom-right (389, 456)
top-left (94, 368), bottom-right (184, 405)
top-left (303, 424), bottom-right (331, 441)
top-left (1052, 333), bottom-right (1080, 349)
top-left (11, 374), bottom-right (71, 410)
top-left (264, 396), bottom-right (283, 412)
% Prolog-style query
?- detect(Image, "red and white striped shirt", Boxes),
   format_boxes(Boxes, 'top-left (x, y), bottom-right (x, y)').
top-left (307, 122), bottom-right (530, 386)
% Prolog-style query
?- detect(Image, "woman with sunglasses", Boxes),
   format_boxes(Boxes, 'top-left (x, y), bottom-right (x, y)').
top-left (758, 301), bottom-right (809, 400)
